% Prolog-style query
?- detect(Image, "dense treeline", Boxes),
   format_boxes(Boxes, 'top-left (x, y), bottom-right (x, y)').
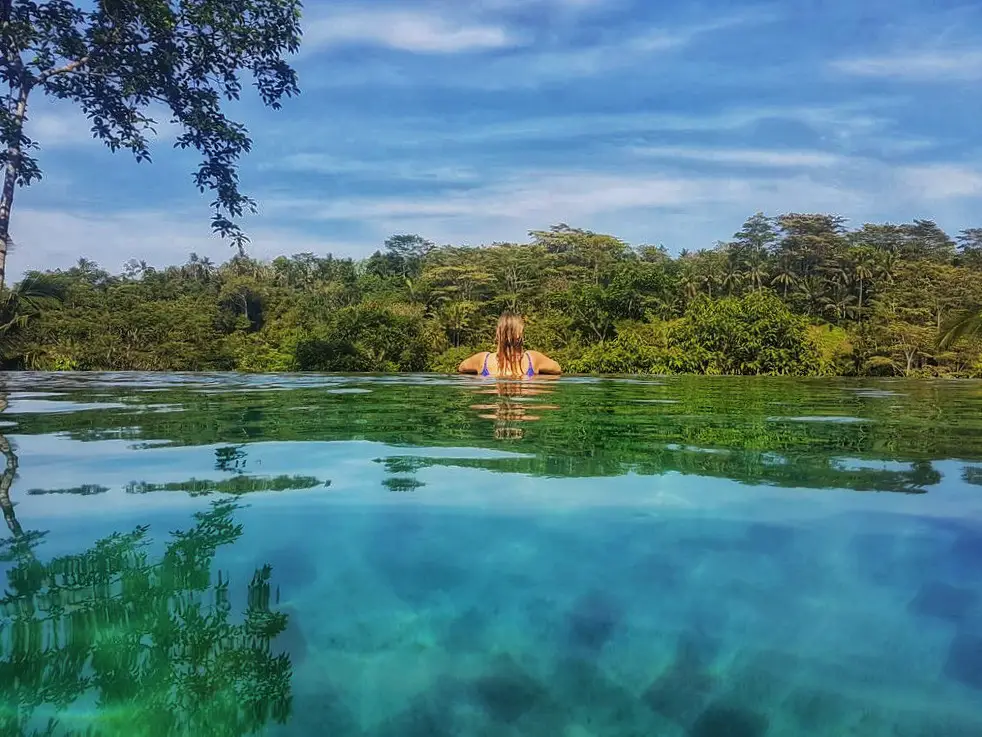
top-left (2, 212), bottom-right (982, 376)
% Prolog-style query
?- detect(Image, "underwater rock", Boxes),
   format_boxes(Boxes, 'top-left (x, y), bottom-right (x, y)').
top-left (944, 633), bottom-right (982, 691)
top-left (443, 607), bottom-right (489, 653)
top-left (783, 687), bottom-right (847, 731)
top-left (266, 544), bottom-right (319, 595)
top-left (471, 655), bottom-right (548, 724)
top-left (951, 527), bottom-right (982, 571)
top-left (552, 657), bottom-right (655, 734)
top-left (280, 684), bottom-right (360, 737)
top-left (688, 703), bottom-right (769, 737)
top-left (635, 553), bottom-right (682, 590)
top-left (908, 581), bottom-right (977, 624)
top-left (372, 694), bottom-right (458, 737)
top-left (567, 591), bottom-right (621, 654)
top-left (274, 606), bottom-right (308, 666)
top-left (382, 557), bottom-right (468, 605)
top-left (849, 532), bottom-right (897, 583)
top-left (643, 634), bottom-right (717, 726)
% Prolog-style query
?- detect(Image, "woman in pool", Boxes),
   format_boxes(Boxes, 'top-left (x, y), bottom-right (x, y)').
top-left (458, 312), bottom-right (562, 378)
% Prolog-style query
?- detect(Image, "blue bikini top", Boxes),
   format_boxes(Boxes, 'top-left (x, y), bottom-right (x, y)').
top-left (481, 351), bottom-right (535, 377)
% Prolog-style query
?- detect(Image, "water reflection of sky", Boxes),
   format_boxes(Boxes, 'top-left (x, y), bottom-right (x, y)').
top-left (10, 433), bottom-right (982, 525)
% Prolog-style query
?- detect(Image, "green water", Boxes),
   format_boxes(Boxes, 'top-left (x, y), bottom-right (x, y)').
top-left (1, 373), bottom-right (981, 736)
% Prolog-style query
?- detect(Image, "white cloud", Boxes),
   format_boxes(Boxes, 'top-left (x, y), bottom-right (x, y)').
top-left (27, 111), bottom-right (96, 147)
top-left (299, 7), bottom-right (770, 84)
top-left (485, 0), bottom-right (610, 7)
top-left (265, 168), bottom-right (863, 226)
top-left (256, 166), bottom-right (874, 252)
top-left (266, 153), bottom-right (480, 182)
top-left (899, 164), bottom-right (982, 199)
top-left (462, 12), bottom-right (766, 84)
top-left (5, 208), bottom-right (364, 281)
top-left (11, 157), bottom-right (977, 277)
top-left (832, 49), bottom-right (982, 81)
top-left (421, 102), bottom-right (891, 144)
top-left (25, 102), bottom-right (181, 150)
top-left (304, 10), bottom-right (516, 53)
top-left (633, 146), bottom-right (846, 167)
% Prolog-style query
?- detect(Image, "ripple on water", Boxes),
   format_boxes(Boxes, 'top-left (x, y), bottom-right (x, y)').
top-left (766, 415), bottom-right (867, 424)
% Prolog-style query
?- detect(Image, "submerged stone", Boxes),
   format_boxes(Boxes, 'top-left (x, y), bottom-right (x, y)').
top-left (553, 657), bottom-right (654, 733)
top-left (909, 581), bottom-right (977, 624)
top-left (567, 591), bottom-right (621, 654)
top-left (945, 633), bottom-right (982, 691)
top-left (688, 703), bottom-right (769, 737)
top-left (274, 606), bottom-right (308, 666)
top-left (471, 656), bottom-right (548, 724)
top-left (784, 687), bottom-right (846, 731)
top-left (373, 697), bottom-right (457, 737)
top-left (643, 634), bottom-right (717, 726)
top-left (266, 544), bottom-right (319, 594)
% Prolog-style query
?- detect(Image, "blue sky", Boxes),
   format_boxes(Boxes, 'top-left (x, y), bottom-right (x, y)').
top-left (12, 0), bottom-right (982, 278)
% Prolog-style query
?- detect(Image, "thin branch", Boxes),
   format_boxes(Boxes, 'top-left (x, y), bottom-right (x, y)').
top-left (38, 56), bottom-right (89, 82)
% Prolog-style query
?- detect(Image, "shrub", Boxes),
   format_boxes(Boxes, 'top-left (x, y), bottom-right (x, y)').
top-left (568, 320), bottom-right (671, 374)
top-left (669, 292), bottom-right (820, 375)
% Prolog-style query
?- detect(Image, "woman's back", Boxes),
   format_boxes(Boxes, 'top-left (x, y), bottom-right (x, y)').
top-left (479, 351), bottom-right (535, 378)
top-left (460, 349), bottom-right (561, 378)
top-left (457, 313), bottom-right (562, 378)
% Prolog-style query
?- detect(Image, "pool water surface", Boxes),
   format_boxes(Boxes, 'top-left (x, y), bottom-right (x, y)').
top-left (1, 373), bottom-right (981, 736)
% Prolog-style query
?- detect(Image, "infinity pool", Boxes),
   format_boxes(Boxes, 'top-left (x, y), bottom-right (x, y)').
top-left (1, 373), bottom-right (981, 736)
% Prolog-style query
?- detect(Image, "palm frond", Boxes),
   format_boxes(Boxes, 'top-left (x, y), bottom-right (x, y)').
top-left (939, 308), bottom-right (982, 349)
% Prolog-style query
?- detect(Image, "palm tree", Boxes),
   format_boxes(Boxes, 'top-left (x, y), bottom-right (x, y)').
top-left (771, 257), bottom-right (797, 298)
top-left (939, 308), bottom-right (982, 349)
top-left (877, 251), bottom-right (896, 285)
top-left (797, 275), bottom-right (826, 317)
top-left (677, 269), bottom-right (699, 306)
top-left (744, 252), bottom-right (768, 292)
top-left (0, 276), bottom-right (64, 362)
top-left (694, 255), bottom-right (723, 298)
top-left (851, 250), bottom-right (876, 321)
top-left (721, 260), bottom-right (745, 296)
top-left (821, 279), bottom-right (858, 322)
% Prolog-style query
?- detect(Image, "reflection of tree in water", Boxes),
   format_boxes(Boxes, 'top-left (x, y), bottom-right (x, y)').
top-left (215, 445), bottom-right (248, 474)
top-left (963, 466), bottom-right (982, 486)
top-left (0, 391), bottom-right (21, 537)
top-left (0, 378), bottom-right (970, 496)
top-left (377, 457), bottom-right (427, 493)
top-left (0, 430), bottom-right (21, 537)
top-left (0, 499), bottom-right (294, 737)
top-left (126, 475), bottom-right (327, 496)
top-left (469, 380), bottom-right (560, 441)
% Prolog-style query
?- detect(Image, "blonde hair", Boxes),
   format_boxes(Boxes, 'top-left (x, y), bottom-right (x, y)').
top-left (495, 312), bottom-right (526, 378)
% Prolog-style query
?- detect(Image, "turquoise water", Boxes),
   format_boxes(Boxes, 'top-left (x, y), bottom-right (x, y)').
top-left (2, 373), bottom-right (982, 736)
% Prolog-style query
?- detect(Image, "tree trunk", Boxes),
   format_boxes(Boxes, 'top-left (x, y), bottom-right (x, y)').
top-left (0, 82), bottom-right (30, 289)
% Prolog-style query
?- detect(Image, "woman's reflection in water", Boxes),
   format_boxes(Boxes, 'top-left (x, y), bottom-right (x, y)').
top-left (470, 377), bottom-right (560, 440)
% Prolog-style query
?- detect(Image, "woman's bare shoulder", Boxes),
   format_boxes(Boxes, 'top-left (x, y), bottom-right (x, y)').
top-left (458, 351), bottom-right (490, 373)
top-left (528, 350), bottom-right (562, 374)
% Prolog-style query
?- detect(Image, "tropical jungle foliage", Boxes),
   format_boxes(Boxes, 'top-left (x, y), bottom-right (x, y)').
top-left (3, 214), bottom-right (982, 376)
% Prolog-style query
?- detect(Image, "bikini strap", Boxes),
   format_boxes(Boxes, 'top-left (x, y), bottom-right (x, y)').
top-left (481, 352), bottom-right (490, 376)
top-left (524, 351), bottom-right (534, 377)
